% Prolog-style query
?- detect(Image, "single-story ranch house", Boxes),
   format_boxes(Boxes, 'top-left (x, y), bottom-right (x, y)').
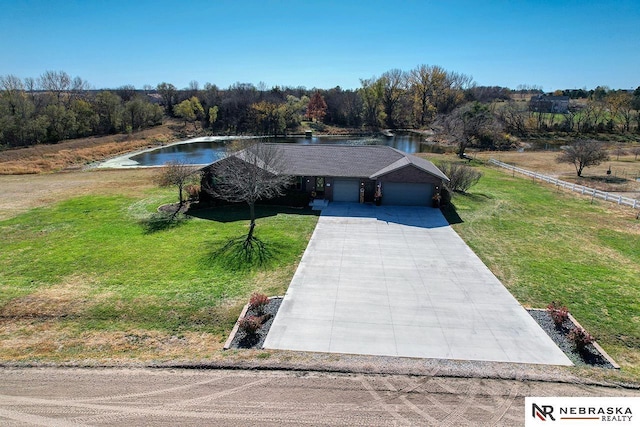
top-left (202, 144), bottom-right (449, 207)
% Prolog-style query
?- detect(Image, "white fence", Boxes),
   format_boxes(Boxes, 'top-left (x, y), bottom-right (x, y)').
top-left (488, 158), bottom-right (639, 210)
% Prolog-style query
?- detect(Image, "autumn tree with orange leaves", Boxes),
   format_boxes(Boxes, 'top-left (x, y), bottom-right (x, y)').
top-left (306, 91), bottom-right (327, 122)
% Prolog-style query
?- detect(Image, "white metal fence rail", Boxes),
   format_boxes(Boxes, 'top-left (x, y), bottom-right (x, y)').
top-left (489, 158), bottom-right (639, 210)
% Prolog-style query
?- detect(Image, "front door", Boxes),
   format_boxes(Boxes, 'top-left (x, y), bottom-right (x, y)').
top-left (315, 177), bottom-right (325, 197)
top-left (364, 180), bottom-right (375, 202)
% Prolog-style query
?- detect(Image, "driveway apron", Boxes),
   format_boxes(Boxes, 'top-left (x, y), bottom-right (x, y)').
top-left (263, 203), bottom-right (572, 366)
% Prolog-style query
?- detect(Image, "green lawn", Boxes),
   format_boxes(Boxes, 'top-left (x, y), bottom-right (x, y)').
top-left (448, 167), bottom-right (640, 378)
top-left (0, 188), bottom-right (318, 361)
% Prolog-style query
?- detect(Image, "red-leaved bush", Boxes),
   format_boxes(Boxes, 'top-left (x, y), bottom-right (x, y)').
top-left (546, 301), bottom-right (569, 326)
top-left (250, 293), bottom-right (270, 315)
top-left (568, 327), bottom-right (595, 350)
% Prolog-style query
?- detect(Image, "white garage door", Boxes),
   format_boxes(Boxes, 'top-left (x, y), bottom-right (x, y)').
top-left (382, 182), bottom-right (434, 206)
top-left (333, 179), bottom-right (360, 202)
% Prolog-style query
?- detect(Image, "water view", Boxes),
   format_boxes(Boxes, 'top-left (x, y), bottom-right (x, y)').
top-left (128, 134), bottom-right (429, 167)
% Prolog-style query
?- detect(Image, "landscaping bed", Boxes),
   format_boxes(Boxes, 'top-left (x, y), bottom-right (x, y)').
top-left (528, 309), bottom-right (617, 369)
top-left (226, 297), bottom-right (282, 350)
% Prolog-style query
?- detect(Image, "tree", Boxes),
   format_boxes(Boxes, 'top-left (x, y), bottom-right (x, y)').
top-left (155, 160), bottom-right (200, 206)
top-left (251, 101), bottom-right (286, 135)
top-left (359, 77), bottom-right (385, 128)
top-left (94, 91), bottom-right (123, 134)
top-left (124, 96), bottom-right (163, 132)
top-left (556, 139), bottom-right (609, 177)
top-left (156, 82), bottom-right (177, 114)
top-left (116, 84), bottom-right (137, 102)
top-left (408, 64), bottom-right (441, 126)
top-left (173, 96), bottom-right (204, 130)
top-left (496, 101), bottom-right (528, 136)
top-left (203, 142), bottom-right (292, 248)
top-left (38, 70), bottom-right (72, 105)
top-left (380, 69), bottom-right (407, 129)
top-left (443, 102), bottom-right (503, 158)
top-left (70, 99), bottom-right (99, 136)
top-left (208, 105), bottom-right (219, 127)
top-left (606, 91), bottom-right (634, 132)
top-left (306, 91), bottom-right (327, 122)
top-left (283, 94), bottom-right (308, 129)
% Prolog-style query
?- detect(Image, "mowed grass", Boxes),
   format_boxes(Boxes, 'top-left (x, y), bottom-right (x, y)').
top-left (448, 166), bottom-right (640, 378)
top-left (0, 184), bottom-right (318, 362)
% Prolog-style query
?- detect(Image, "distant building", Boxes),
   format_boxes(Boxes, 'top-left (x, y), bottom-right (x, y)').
top-left (529, 95), bottom-right (570, 114)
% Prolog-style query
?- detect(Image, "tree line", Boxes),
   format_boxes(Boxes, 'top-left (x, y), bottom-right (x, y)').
top-left (2, 68), bottom-right (640, 150)
top-left (0, 71), bottom-right (164, 147)
top-left (498, 87), bottom-right (640, 136)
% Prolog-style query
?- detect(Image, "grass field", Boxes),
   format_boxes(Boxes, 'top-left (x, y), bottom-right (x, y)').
top-left (0, 174), bottom-right (318, 361)
top-left (447, 166), bottom-right (640, 380)
top-left (1, 161), bottom-right (639, 383)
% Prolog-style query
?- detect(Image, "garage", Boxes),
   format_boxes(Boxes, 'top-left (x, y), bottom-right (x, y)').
top-left (332, 179), bottom-right (360, 202)
top-left (381, 182), bottom-right (434, 206)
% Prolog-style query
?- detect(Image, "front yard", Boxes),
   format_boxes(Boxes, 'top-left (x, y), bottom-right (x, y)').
top-left (1, 165), bottom-right (639, 385)
top-left (0, 172), bottom-right (318, 362)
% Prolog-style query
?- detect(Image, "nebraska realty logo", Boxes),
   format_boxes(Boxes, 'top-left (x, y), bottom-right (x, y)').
top-left (525, 397), bottom-right (639, 426)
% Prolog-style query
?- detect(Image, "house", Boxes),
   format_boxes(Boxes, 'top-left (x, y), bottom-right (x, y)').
top-left (202, 144), bottom-right (449, 207)
top-left (529, 94), bottom-right (570, 114)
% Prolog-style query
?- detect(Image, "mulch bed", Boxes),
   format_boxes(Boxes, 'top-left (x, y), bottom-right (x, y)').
top-left (528, 309), bottom-right (616, 369)
top-left (158, 202), bottom-right (191, 215)
top-left (228, 297), bottom-right (282, 350)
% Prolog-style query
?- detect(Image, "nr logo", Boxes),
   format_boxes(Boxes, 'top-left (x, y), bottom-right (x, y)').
top-left (532, 403), bottom-right (556, 421)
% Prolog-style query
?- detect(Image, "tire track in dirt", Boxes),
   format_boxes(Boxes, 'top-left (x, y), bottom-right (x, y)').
top-left (2, 368), bottom-right (639, 427)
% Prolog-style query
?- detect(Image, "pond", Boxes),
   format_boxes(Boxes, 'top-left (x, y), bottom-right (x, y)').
top-left (128, 134), bottom-right (429, 167)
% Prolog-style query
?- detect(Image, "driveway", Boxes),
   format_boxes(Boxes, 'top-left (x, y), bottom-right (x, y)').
top-left (264, 203), bottom-right (571, 365)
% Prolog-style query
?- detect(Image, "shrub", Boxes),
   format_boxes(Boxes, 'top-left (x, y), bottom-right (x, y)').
top-left (185, 184), bottom-right (201, 201)
top-left (238, 315), bottom-right (262, 335)
top-left (438, 162), bottom-right (483, 193)
top-left (546, 301), bottom-right (569, 327)
top-left (568, 327), bottom-right (595, 351)
top-left (249, 293), bottom-right (270, 315)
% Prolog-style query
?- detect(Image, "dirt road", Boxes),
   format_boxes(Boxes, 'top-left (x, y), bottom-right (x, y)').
top-left (1, 368), bottom-right (638, 426)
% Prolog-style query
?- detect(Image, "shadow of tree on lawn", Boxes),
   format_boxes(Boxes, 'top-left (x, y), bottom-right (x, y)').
top-left (205, 234), bottom-right (281, 271)
top-left (139, 208), bottom-right (190, 234)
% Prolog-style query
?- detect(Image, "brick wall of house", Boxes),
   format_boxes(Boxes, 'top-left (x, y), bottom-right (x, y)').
top-left (376, 165), bottom-right (442, 185)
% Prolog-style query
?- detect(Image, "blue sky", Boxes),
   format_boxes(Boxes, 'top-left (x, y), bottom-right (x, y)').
top-left (1, 0), bottom-right (639, 91)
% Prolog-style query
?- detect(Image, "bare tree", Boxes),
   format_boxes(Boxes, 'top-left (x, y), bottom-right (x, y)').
top-left (612, 143), bottom-right (627, 161)
top-left (442, 102), bottom-right (503, 158)
top-left (203, 142), bottom-right (292, 246)
top-left (497, 101), bottom-right (528, 136)
top-left (380, 69), bottom-right (407, 129)
top-left (38, 70), bottom-right (71, 105)
top-left (556, 140), bottom-right (609, 177)
top-left (156, 160), bottom-right (201, 207)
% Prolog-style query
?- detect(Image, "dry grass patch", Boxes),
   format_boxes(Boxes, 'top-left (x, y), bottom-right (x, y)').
top-left (0, 321), bottom-right (225, 362)
top-left (0, 275), bottom-right (100, 319)
top-left (0, 121), bottom-right (179, 174)
top-left (0, 168), bottom-right (157, 220)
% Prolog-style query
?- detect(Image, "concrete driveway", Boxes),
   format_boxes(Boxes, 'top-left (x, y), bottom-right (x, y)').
top-left (264, 203), bottom-right (572, 366)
